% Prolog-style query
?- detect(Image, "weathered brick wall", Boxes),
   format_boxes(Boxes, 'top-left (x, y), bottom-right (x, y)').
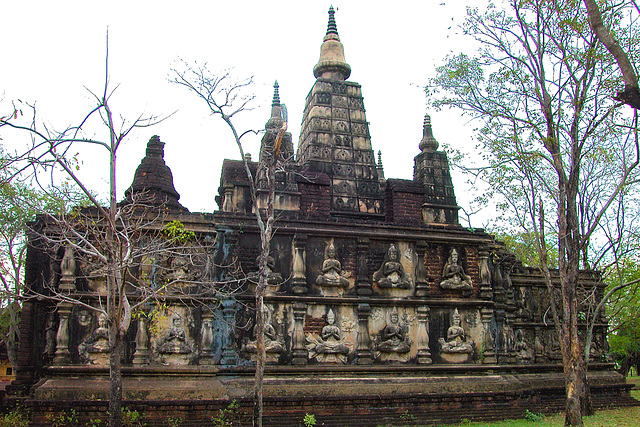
top-left (384, 179), bottom-right (425, 226)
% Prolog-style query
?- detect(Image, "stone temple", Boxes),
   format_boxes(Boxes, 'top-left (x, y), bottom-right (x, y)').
top-left (12, 7), bottom-right (636, 426)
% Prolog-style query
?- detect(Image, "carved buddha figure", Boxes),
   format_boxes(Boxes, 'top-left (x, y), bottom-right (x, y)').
top-left (316, 244), bottom-right (349, 288)
top-left (244, 307), bottom-right (284, 355)
top-left (78, 313), bottom-right (110, 363)
top-left (373, 244), bottom-right (412, 289)
top-left (440, 249), bottom-right (473, 291)
top-left (439, 309), bottom-right (474, 354)
top-left (256, 254), bottom-right (283, 285)
top-left (158, 316), bottom-right (193, 354)
top-left (377, 311), bottom-right (411, 354)
top-left (315, 309), bottom-right (349, 356)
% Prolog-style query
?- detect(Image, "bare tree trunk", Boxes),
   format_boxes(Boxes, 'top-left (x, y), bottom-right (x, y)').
top-left (108, 316), bottom-right (123, 427)
top-left (253, 281), bottom-right (266, 427)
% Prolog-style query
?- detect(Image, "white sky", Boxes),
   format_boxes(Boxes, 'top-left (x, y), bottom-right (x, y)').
top-left (1, 1), bottom-right (487, 225)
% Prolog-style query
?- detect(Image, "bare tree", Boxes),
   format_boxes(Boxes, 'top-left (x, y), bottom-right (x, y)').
top-left (171, 63), bottom-right (285, 427)
top-left (430, 1), bottom-right (640, 424)
top-left (0, 37), bottom-right (176, 427)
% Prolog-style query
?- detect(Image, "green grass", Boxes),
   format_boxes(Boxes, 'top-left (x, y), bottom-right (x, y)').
top-left (382, 406), bottom-right (640, 427)
top-left (384, 381), bottom-right (640, 427)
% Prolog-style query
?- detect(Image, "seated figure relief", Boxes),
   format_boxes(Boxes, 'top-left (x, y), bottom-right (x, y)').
top-left (316, 244), bottom-right (349, 288)
top-left (307, 309), bottom-right (350, 363)
top-left (373, 244), bottom-right (412, 289)
top-left (439, 249), bottom-right (473, 291)
top-left (243, 306), bottom-right (284, 360)
top-left (158, 316), bottom-right (193, 355)
top-left (251, 254), bottom-right (283, 285)
top-left (78, 313), bottom-right (110, 364)
top-left (376, 310), bottom-right (411, 354)
top-left (439, 309), bottom-right (474, 354)
top-left (243, 322), bottom-right (285, 355)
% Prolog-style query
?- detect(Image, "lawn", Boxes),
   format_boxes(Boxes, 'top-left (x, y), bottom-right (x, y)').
top-left (386, 378), bottom-right (640, 427)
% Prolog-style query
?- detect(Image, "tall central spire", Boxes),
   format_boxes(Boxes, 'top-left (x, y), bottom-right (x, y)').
top-left (297, 7), bottom-right (383, 216)
top-left (313, 6), bottom-right (351, 80)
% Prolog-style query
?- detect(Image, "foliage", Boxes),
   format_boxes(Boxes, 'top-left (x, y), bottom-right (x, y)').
top-left (45, 409), bottom-right (79, 427)
top-left (165, 417), bottom-right (183, 427)
top-left (400, 410), bottom-right (415, 422)
top-left (607, 255), bottom-right (640, 375)
top-left (161, 220), bottom-right (195, 245)
top-left (524, 409), bottom-right (544, 422)
top-left (0, 406), bottom-right (30, 427)
top-left (121, 407), bottom-right (146, 427)
top-left (491, 229), bottom-right (558, 268)
top-left (211, 400), bottom-right (241, 427)
top-left (302, 413), bottom-right (317, 427)
top-left (429, 0), bottom-right (640, 424)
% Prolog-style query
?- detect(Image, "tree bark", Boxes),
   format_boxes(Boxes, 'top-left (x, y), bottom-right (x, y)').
top-left (583, 0), bottom-right (640, 109)
top-left (108, 320), bottom-right (123, 427)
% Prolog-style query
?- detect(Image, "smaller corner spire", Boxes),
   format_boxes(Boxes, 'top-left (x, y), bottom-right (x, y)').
top-left (326, 6), bottom-right (339, 37)
top-left (272, 81), bottom-right (281, 107)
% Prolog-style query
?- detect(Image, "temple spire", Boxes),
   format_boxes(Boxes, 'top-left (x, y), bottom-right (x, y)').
top-left (419, 113), bottom-right (439, 152)
top-left (123, 135), bottom-right (187, 212)
top-left (326, 5), bottom-right (338, 36)
top-left (267, 81), bottom-right (285, 130)
top-left (272, 80), bottom-right (281, 106)
top-left (313, 6), bottom-right (351, 80)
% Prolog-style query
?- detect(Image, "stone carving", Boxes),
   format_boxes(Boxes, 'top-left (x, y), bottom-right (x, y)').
top-left (307, 309), bottom-right (350, 363)
top-left (251, 254), bottom-right (283, 286)
top-left (439, 309), bottom-right (474, 363)
top-left (515, 329), bottom-right (532, 364)
top-left (78, 313), bottom-right (110, 364)
top-left (373, 244), bottom-right (412, 289)
top-left (158, 316), bottom-right (193, 355)
top-left (376, 310), bottom-right (411, 355)
top-left (165, 256), bottom-right (194, 283)
top-left (316, 244), bottom-right (349, 288)
top-left (439, 249), bottom-right (472, 291)
top-left (43, 312), bottom-right (57, 359)
top-left (243, 307), bottom-right (284, 363)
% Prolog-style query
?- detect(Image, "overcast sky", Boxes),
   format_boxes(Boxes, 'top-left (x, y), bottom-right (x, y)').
top-left (1, 1), bottom-right (487, 224)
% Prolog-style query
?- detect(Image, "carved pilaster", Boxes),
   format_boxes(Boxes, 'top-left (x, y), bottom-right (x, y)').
top-left (59, 245), bottom-right (76, 292)
top-left (416, 306), bottom-right (432, 364)
top-left (481, 307), bottom-right (496, 364)
top-left (356, 303), bottom-right (373, 364)
top-left (220, 299), bottom-right (237, 366)
top-left (534, 326), bottom-right (545, 362)
top-left (414, 241), bottom-right (428, 297)
top-left (222, 188), bottom-right (234, 212)
top-left (356, 238), bottom-right (372, 296)
top-left (199, 310), bottom-right (215, 365)
top-left (52, 302), bottom-right (72, 365)
top-left (291, 234), bottom-right (308, 295)
top-left (291, 302), bottom-right (308, 365)
top-left (478, 250), bottom-right (492, 300)
top-left (132, 316), bottom-right (150, 365)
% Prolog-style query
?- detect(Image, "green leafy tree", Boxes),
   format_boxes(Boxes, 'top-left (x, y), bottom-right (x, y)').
top-left (430, 0), bottom-right (640, 425)
top-left (606, 255), bottom-right (640, 376)
top-left (0, 169), bottom-right (77, 370)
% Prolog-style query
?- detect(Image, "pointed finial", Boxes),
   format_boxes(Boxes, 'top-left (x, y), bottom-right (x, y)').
top-left (377, 150), bottom-right (383, 166)
top-left (272, 81), bottom-right (281, 107)
top-left (327, 6), bottom-right (338, 36)
top-left (314, 7), bottom-right (351, 80)
top-left (419, 113), bottom-right (439, 152)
